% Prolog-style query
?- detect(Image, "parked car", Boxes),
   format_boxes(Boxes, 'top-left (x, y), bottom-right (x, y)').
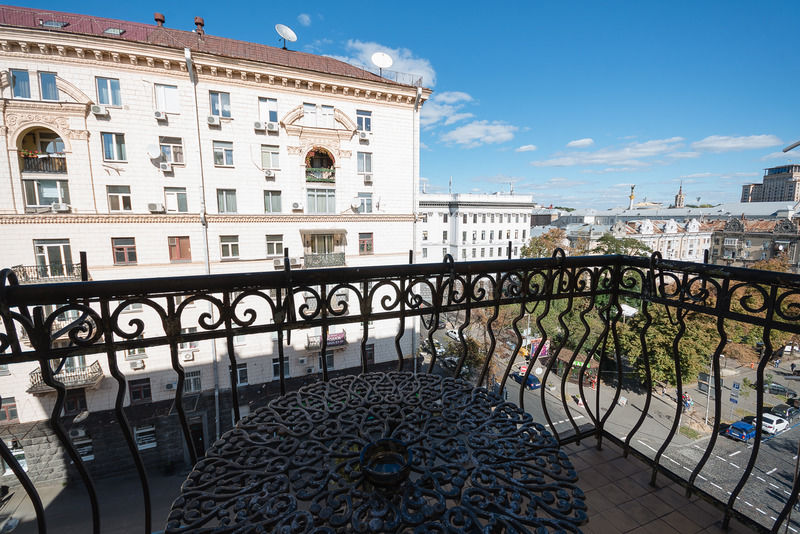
top-left (788, 398), bottom-right (800, 409)
top-left (510, 372), bottom-right (541, 390)
top-left (761, 413), bottom-right (789, 434)
top-left (446, 329), bottom-right (459, 340)
top-left (435, 347), bottom-right (445, 357)
top-left (765, 382), bottom-right (798, 398)
top-left (441, 356), bottom-right (459, 370)
top-left (772, 404), bottom-right (799, 422)
top-left (726, 421), bottom-right (757, 443)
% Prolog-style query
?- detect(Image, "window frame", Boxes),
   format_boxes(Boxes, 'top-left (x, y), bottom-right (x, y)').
top-left (168, 236), bottom-right (192, 262)
top-left (38, 71), bottom-right (58, 101)
top-left (213, 141), bottom-right (234, 166)
top-left (184, 370), bottom-right (202, 393)
top-left (10, 69), bottom-right (30, 99)
top-left (357, 151), bottom-right (373, 174)
top-left (216, 188), bottom-right (237, 213)
top-left (258, 97), bottom-right (278, 123)
top-left (164, 187), bottom-right (188, 213)
top-left (236, 363), bottom-right (248, 386)
top-left (129, 378), bottom-right (152, 405)
top-left (260, 145), bottom-right (280, 169)
top-left (112, 237), bottom-right (137, 265)
top-left (306, 188), bottom-right (336, 214)
top-left (0, 397), bottom-right (18, 424)
top-left (272, 357), bottom-right (290, 380)
top-left (266, 234), bottom-right (283, 257)
top-left (220, 235), bottom-right (240, 260)
top-left (356, 110), bottom-right (372, 132)
top-left (159, 137), bottom-right (184, 164)
top-left (357, 192), bottom-right (373, 213)
top-left (209, 91), bottom-right (231, 118)
top-left (154, 83), bottom-right (179, 113)
top-left (264, 190), bottom-right (281, 213)
top-left (134, 425), bottom-right (157, 450)
top-left (107, 185), bottom-right (132, 212)
top-left (96, 76), bottom-right (121, 106)
top-left (101, 132), bottom-right (127, 162)
top-left (23, 179), bottom-right (70, 207)
top-left (359, 232), bottom-right (374, 255)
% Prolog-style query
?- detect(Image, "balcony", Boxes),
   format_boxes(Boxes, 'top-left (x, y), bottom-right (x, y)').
top-left (0, 254), bottom-right (797, 532)
top-left (11, 263), bottom-right (83, 284)
top-left (305, 167), bottom-right (335, 183)
top-left (304, 251), bottom-right (345, 268)
top-left (27, 360), bottom-right (104, 394)
top-left (306, 331), bottom-right (347, 350)
top-left (20, 155), bottom-right (67, 174)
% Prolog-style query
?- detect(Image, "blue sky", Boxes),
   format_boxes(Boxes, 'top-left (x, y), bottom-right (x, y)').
top-left (18, 1), bottom-right (800, 208)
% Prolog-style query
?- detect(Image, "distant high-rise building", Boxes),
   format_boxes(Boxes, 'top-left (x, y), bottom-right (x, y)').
top-left (673, 184), bottom-right (685, 208)
top-left (741, 165), bottom-right (800, 202)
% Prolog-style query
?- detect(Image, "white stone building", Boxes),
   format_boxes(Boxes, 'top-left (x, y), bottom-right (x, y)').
top-left (0, 6), bottom-right (429, 479)
top-left (609, 218), bottom-right (714, 261)
top-left (417, 193), bottom-right (535, 262)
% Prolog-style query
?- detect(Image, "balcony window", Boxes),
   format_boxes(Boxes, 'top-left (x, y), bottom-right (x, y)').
top-left (107, 185), bottom-right (131, 212)
top-left (359, 233), bottom-right (374, 255)
top-left (168, 236), bottom-right (191, 262)
top-left (307, 188), bottom-right (335, 214)
top-left (302, 103), bottom-right (334, 128)
top-left (305, 148), bottom-right (334, 182)
top-left (129, 378), bottom-right (151, 405)
top-left (217, 189), bottom-right (237, 213)
top-left (134, 425), bottom-right (156, 450)
top-left (0, 398), bottom-right (18, 424)
top-left (209, 91), bottom-right (231, 117)
top-left (357, 192), bottom-right (372, 213)
top-left (39, 72), bottom-right (58, 101)
top-left (112, 238), bottom-right (137, 265)
top-left (185, 370), bottom-right (201, 393)
top-left (159, 137), bottom-right (184, 164)
top-left (11, 69), bottom-right (30, 99)
top-left (261, 145), bottom-right (279, 169)
top-left (165, 187), bottom-right (188, 213)
top-left (357, 152), bottom-right (372, 175)
top-left (1, 440), bottom-right (26, 474)
top-left (23, 179), bottom-right (69, 207)
top-left (213, 141), bottom-right (234, 166)
top-left (357, 110), bottom-right (372, 132)
top-left (258, 97), bottom-right (278, 123)
top-left (124, 337), bottom-right (146, 360)
top-left (272, 358), bottom-right (289, 379)
top-left (64, 389), bottom-right (87, 416)
top-left (310, 234), bottom-right (334, 254)
top-left (264, 190), bottom-right (281, 213)
top-left (101, 133), bottom-right (126, 161)
top-left (34, 239), bottom-right (72, 278)
top-left (220, 235), bottom-right (239, 260)
top-left (266, 234), bottom-right (283, 256)
top-left (318, 350), bottom-right (334, 370)
top-left (96, 77), bottom-right (121, 106)
top-left (179, 327), bottom-right (198, 350)
top-left (236, 363), bottom-right (248, 386)
top-left (155, 84), bottom-right (179, 113)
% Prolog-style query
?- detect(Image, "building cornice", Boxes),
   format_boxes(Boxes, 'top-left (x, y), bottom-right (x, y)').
top-left (0, 213), bottom-right (415, 224)
top-left (419, 201), bottom-right (537, 210)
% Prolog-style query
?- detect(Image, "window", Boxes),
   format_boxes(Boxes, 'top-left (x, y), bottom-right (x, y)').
top-left (357, 110), bottom-right (372, 131)
top-left (522, 230), bottom-right (526, 240)
top-left (155, 84), bottom-right (179, 113)
top-left (442, 231), bottom-right (448, 241)
top-left (179, 327), bottom-right (198, 350)
top-left (481, 231), bottom-right (486, 240)
top-left (33, 239), bottom-right (72, 277)
top-left (209, 91), bottom-right (231, 117)
top-left (134, 425), bottom-right (156, 450)
top-left (481, 248), bottom-right (485, 258)
top-left (112, 238), bottom-right (137, 265)
top-left (489, 248), bottom-right (494, 257)
top-left (23, 179), bottom-right (70, 207)
top-left (472, 231), bottom-right (477, 242)
top-left (159, 137), bottom-right (184, 164)
top-left (318, 350), bottom-right (334, 370)
top-left (168, 236), bottom-right (191, 262)
top-left (513, 246), bottom-right (518, 256)
top-left (310, 234), bottom-right (335, 254)
top-left (472, 248), bottom-right (476, 258)
top-left (306, 188), bottom-right (336, 214)
top-left (261, 145), bottom-right (279, 169)
top-left (10, 69), bottom-right (30, 98)
top-left (236, 363), bottom-right (248, 386)
top-left (129, 378), bottom-right (151, 404)
top-left (473, 214), bottom-right (477, 224)
top-left (422, 231), bottom-right (428, 241)
top-left (490, 230), bottom-right (494, 241)
top-left (303, 103), bottom-right (334, 128)
top-left (462, 249), bottom-right (467, 259)
top-left (443, 214), bottom-right (448, 223)
top-left (266, 234), bottom-right (283, 256)
top-left (357, 152), bottom-right (372, 175)
top-left (357, 192), bottom-right (373, 213)
top-left (0, 398), bottom-right (18, 423)
top-left (101, 133), bottom-right (126, 161)
top-left (107, 185), bottom-right (131, 212)
top-left (64, 389), bottom-right (87, 416)
top-left (462, 231), bottom-right (467, 243)
top-left (220, 235), bottom-right (239, 259)
top-left (422, 248), bottom-right (427, 258)
top-left (0, 364), bottom-right (8, 376)
top-left (272, 358), bottom-right (289, 379)
top-left (264, 190), bottom-right (281, 213)
top-left (185, 370), bottom-right (202, 393)
top-left (514, 230), bottom-right (519, 239)
top-left (74, 437), bottom-right (94, 462)
top-left (1, 440), bottom-right (26, 474)
top-left (359, 233), bottom-right (374, 255)
top-left (258, 97), bottom-right (278, 123)
top-left (442, 248), bottom-right (447, 257)
top-left (96, 77), bottom-right (121, 106)
top-left (213, 141), bottom-right (234, 166)
top-left (498, 247), bottom-right (503, 256)
top-left (39, 72), bottom-right (58, 101)
top-left (217, 189), bottom-right (237, 213)
top-left (491, 214), bottom-right (495, 223)
top-left (365, 343), bottom-right (375, 365)
top-left (124, 336), bottom-right (146, 360)
top-left (463, 214), bottom-right (467, 224)
top-left (165, 187), bottom-right (188, 213)
top-left (482, 214), bottom-right (486, 224)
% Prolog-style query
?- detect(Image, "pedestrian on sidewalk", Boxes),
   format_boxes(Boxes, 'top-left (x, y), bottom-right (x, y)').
top-left (792, 363), bottom-right (796, 374)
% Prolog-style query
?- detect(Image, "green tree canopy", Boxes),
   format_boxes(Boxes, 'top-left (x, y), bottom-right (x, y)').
top-left (593, 233), bottom-right (652, 256)
top-left (521, 228), bottom-right (568, 258)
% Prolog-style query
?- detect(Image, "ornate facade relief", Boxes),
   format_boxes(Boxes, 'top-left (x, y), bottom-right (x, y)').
top-left (281, 105), bottom-right (358, 160)
top-left (4, 100), bottom-right (90, 151)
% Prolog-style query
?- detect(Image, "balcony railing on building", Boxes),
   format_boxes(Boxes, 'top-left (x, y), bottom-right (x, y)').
top-left (27, 360), bottom-right (103, 394)
top-left (11, 263), bottom-right (82, 284)
top-left (304, 252), bottom-right (345, 268)
top-left (305, 167), bottom-right (335, 183)
top-left (306, 331), bottom-right (347, 350)
top-left (20, 155), bottom-right (67, 174)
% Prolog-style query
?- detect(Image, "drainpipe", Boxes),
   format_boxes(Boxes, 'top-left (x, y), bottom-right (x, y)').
top-left (185, 48), bottom-right (220, 440)
top-left (412, 87), bottom-right (422, 374)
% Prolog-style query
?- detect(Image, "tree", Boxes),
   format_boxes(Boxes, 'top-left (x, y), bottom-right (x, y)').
top-left (592, 233), bottom-right (652, 256)
top-left (444, 336), bottom-right (484, 372)
top-left (521, 228), bottom-right (568, 258)
top-left (751, 253), bottom-right (790, 273)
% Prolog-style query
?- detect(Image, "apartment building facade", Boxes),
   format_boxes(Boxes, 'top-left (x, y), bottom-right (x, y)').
top-left (609, 218), bottom-right (713, 262)
top-left (0, 6), bottom-right (429, 482)
top-left (417, 193), bottom-right (535, 262)
top-left (741, 165), bottom-right (800, 203)
top-left (709, 218), bottom-right (800, 270)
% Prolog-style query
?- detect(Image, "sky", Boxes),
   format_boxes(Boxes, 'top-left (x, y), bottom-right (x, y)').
top-left (15, 1), bottom-right (800, 209)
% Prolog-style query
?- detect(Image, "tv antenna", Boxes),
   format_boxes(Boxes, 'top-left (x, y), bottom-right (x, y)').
top-left (371, 52), bottom-right (393, 77)
top-left (275, 24), bottom-right (297, 50)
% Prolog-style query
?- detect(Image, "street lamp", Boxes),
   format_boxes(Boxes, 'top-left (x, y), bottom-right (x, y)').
top-left (783, 140), bottom-right (800, 153)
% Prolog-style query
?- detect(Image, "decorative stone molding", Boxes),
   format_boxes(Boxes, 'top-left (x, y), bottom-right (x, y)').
top-left (4, 100), bottom-right (90, 150)
top-left (206, 214), bottom-right (414, 224)
top-left (0, 214), bottom-right (203, 224)
top-left (281, 105), bottom-right (357, 153)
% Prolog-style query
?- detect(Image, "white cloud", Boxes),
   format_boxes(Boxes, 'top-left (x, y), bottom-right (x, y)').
top-left (666, 151), bottom-right (700, 159)
top-left (420, 91), bottom-right (474, 128)
top-left (341, 40), bottom-right (436, 87)
top-left (297, 13), bottom-right (311, 26)
top-left (681, 172), bottom-right (713, 178)
top-left (761, 151), bottom-right (796, 161)
top-left (515, 144), bottom-right (538, 152)
top-left (440, 120), bottom-right (518, 147)
top-left (531, 137), bottom-right (685, 168)
top-left (444, 112), bottom-right (474, 126)
top-left (566, 138), bottom-right (594, 148)
top-left (435, 91), bottom-right (472, 104)
top-left (691, 134), bottom-right (782, 152)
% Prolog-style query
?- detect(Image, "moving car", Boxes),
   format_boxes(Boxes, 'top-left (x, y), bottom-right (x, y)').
top-left (764, 382), bottom-right (798, 398)
top-left (446, 329), bottom-right (459, 340)
top-left (726, 421), bottom-right (757, 442)
top-left (761, 413), bottom-right (789, 434)
top-left (771, 404), bottom-right (799, 422)
top-left (510, 372), bottom-right (541, 390)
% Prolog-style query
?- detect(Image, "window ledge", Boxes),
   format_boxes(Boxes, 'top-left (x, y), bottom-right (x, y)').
top-left (103, 160), bottom-right (128, 164)
top-left (221, 257), bottom-right (240, 262)
top-left (214, 165), bottom-right (235, 169)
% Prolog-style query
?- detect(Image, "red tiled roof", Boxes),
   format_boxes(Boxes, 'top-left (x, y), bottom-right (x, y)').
top-left (0, 5), bottom-right (416, 88)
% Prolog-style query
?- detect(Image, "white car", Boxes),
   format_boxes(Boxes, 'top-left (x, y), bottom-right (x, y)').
top-left (446, 330), bottom-right (459, 340)
top-left (761, 413), bottom-right (789, 434)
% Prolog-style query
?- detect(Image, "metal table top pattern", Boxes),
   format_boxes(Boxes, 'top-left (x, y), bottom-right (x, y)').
top-left (165, 371), bottom-right (587, 533)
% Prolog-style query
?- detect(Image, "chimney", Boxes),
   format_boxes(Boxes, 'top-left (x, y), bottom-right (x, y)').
top-left (154, 13), bottom-right (165, 27)
top-left (194, 16), bottom-right (205, 35)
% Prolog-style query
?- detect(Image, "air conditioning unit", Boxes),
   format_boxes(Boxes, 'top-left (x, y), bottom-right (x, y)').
top-left (154, 110), bottom-right (167, 121)
top-left (181, 352), bottom-right (194, 362)
top-left (359, 131), bottom-right (371, 141)
top-left (291, 201), bottom-right (304, 211)
top-left (159, 162), bottom-right (172, 172)
top-left (90, 104), bottom-right (108, 116)
top-left (68, 428), bottom-right (87, 439)
top-left (306, 367), bottom-right (314, 374)
top-left (130, 360), bottom-right (145, 370)
top-left (273, 257), bottom-right (301, 269)
top-left (299, 357), bottom-right (307, 365)
top-left (51, 203), bottom-right (71, 213)
top-left (147, 203), bottom-right (165, 213)
top-left (253, 121), bottom-right (266, 131)
top-left (207, 115), bottom-right (220, 126)
top-left (264, 169), bottom-right (275, 178)
top-left (165, 382), bottom-right (177, 391)
top-left (363, 174), bottom-right (373, 185)
top-left (266, 122), bottom-right (279, 132)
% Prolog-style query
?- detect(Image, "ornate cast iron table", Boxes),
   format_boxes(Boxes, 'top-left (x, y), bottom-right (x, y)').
top-left (165, 371), bottom-right (587, 533)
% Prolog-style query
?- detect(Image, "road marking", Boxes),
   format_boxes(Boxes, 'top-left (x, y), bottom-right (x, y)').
top-left (730, 463), bottom-right (740, 469)
top-left (637, 440), bottom-right (657, 453)
top-left (682, 466), bottom-right (692, 472)
top-left (744, 501), bottom-right (753, 507)
top-left (767, 467), bottom-right (778, 475)
top-left (729, 450), bottom-right (742, 457)
top-left (698, 474), bottom-right (707, 480)
top-left (770, 483), bottom-right (780, 488)
top-left (711, 482), bottom-right (723, 490)
top-left (715, 455), bottom-right (726, 461)
top-left (663, 455), bottom-right (680, 466)
top-left (790, 526), bottom-right (798, 533)
top-left (756, 508), bottom-right (767, 515)
top-left (757, 476), bottom-right (766, 482)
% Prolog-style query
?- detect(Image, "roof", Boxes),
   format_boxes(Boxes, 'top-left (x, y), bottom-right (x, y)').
top-left (562, 201), bottom-right (799, 219)
top-left (0, 5), bottom-right (420, 89)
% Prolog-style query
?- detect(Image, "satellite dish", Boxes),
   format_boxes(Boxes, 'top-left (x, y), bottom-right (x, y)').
top-left (350, 197), bottom-right (360, 210)
top-left (72, 410), bottom-right (89, 424)
top-left (145, 144), bottom-right (160, 159)
top-left (275, 24), bottom-right (297, 50)
top-left (371, 52), bottom-right (393, 76)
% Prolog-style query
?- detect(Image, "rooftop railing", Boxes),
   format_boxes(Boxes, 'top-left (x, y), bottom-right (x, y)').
top-left (1, 252), bottom-right (799, 532)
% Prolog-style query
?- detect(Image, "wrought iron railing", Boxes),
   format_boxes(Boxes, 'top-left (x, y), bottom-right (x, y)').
top-left (20, 155), bottom-right (67, 173)
top-left (1, 253), bottom-right (799, 532)
top-left (28, 360), bottom-right (103, 394)
top-left (304, 252), bottom-right (346, 268)
top-left (305, 167), bottom-right (335, 182)
top-left (11, 263), bottom-right (82, 284)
